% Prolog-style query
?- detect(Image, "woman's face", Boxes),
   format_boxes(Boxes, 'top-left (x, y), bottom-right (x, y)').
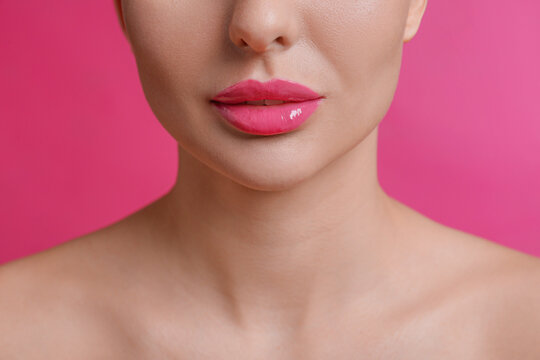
top-left (118, 0), bottom-right (426, 191)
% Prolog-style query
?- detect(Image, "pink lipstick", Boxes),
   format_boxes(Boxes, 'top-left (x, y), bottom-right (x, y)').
top-left (210, 79), bottom-right (324, 136)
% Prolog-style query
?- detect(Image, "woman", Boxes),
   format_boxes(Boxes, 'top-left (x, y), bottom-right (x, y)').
top-left (1, 0), bottom-right (539, 358)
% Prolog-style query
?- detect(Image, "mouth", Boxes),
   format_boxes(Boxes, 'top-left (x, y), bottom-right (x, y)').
top-left (210, 78), bottom-right (324, 136)
top-left (226, 99), bottom-right (290, 106)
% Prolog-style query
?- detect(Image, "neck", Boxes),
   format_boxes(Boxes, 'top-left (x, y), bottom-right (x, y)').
top-left (148, 127), bottom-right (403, 330)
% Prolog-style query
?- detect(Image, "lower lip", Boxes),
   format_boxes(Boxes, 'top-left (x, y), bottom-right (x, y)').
top-left (211, 99), bottom-right (323, 136)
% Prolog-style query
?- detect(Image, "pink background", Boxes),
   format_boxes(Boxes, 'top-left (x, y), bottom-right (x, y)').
top-left (1, 1), bottom-right (539, 265)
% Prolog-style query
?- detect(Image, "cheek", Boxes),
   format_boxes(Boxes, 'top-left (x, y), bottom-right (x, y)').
top-left (306, 0), bottom-right (408, 130)
top-left (123, 0), bottom-right (226, 119)
top-left (307, 0), bottom-right (407, 85)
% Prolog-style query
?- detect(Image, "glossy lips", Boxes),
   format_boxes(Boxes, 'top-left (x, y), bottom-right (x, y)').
top-left (210, 79), bottom-right (324, 136)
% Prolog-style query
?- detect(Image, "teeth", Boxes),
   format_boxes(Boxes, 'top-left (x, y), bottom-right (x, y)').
top-left (264, 99), bottom-right (286, 105)
top-left (245, 100), bottom-right (266, 105)
top-left (243, 99), bottom-right (286, 106)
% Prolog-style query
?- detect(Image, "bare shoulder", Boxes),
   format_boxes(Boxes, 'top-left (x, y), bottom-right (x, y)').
top-left (391, 200), bottom-right (540, 357)
top-left (423, 217), bottom-right (540, 358)
top-left (0, 218), bottom-right (142, 359)
top-left (468, 235), bottom-right (540, 358)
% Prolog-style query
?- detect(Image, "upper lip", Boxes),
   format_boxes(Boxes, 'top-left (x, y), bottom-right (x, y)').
top-left (211, 78), bottom-right (323, 105)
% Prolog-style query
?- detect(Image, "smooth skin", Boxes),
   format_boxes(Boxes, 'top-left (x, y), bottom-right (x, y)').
top-left (1, 0), bottom-right (540, 358)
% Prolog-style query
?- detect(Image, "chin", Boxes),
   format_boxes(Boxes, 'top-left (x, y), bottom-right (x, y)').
top-left (205, 147), bottom-right (325, 192)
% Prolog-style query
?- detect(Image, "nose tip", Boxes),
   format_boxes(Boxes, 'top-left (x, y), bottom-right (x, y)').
top-left (232, 32), bottom-right (288, 54)
top-left (228, 1), bottom-right (298, 54)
